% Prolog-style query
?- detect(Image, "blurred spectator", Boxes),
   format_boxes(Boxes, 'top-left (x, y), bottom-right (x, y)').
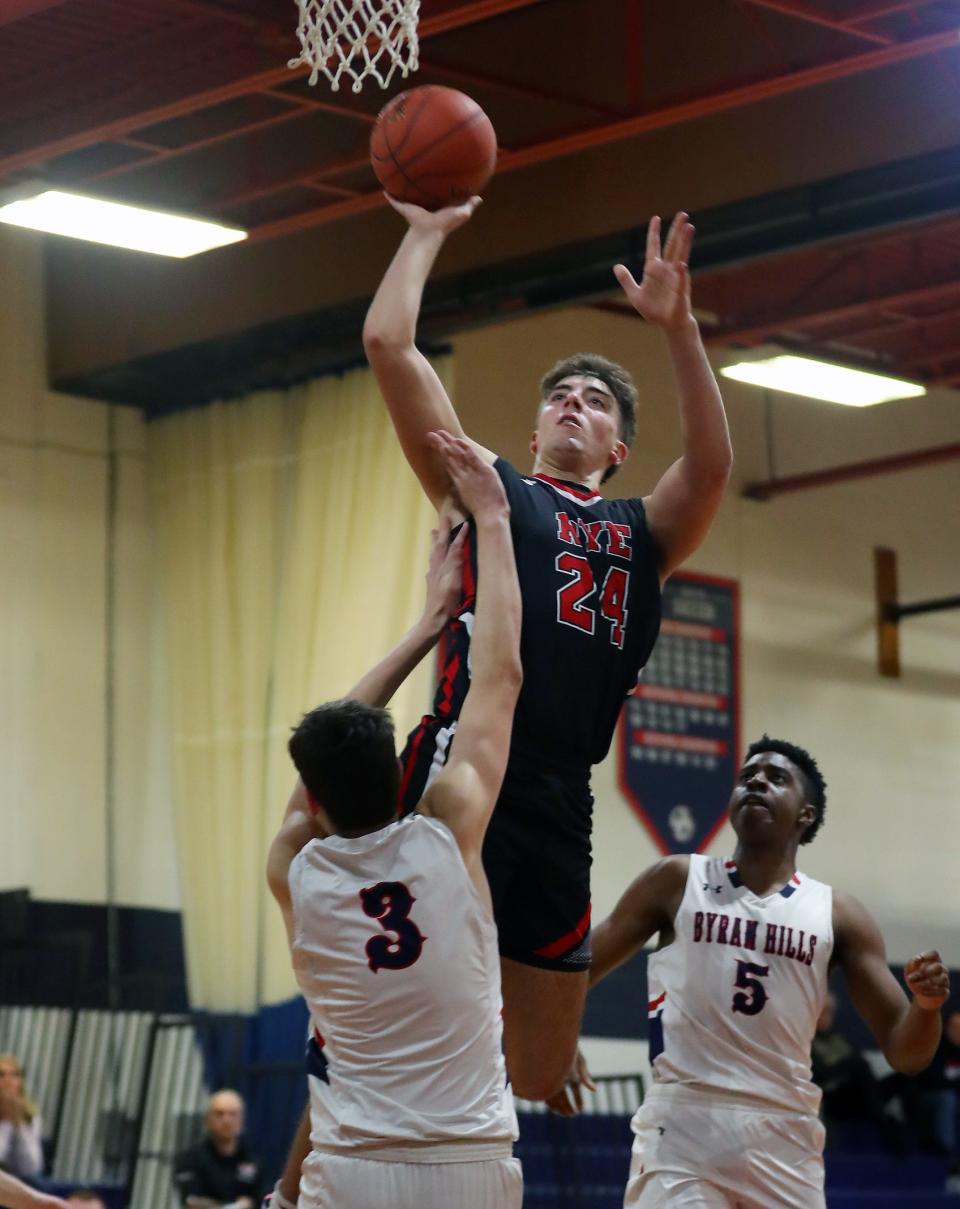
top-left (0, 1169), bottom-right (67, 1209)
top-left (0, 1055), bottom-right (43, 1180)
top-left (65, 1193), bottom-right (108, 1209)
top-left (812, 994), bottom-right (915, 1151)
top-left (918, 1008), bottom-right (960, 1189)
top-left (173, 1090), bottom-right (264, 1209)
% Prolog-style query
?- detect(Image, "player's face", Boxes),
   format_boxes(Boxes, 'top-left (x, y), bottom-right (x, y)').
top-left (532, 375), bottom-right (626, 475)
top-left (728, 752), bottom-right (814, 846)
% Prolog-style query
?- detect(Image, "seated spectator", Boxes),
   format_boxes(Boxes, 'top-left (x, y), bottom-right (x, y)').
top-left (811, 994), bottom-right (915, 1152)
top-left (0, 1169), bottom-right (67, 1209)
top-left (0, 1056), bottom-right (43, 1180)
top-left (65, 1192), bottom-right (107, 1209)
top-left (173, 1090), bottom-right (264, 1209)
top-left (918, 1008), bottom-right (960, 1180)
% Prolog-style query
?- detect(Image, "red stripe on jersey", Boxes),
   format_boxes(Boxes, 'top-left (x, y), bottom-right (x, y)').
top-left (534, 903), bottom-right (592, 959)
top-left (725, 860), bottom-right (737, 869)
top-left (648, 992), bottom-right (666, 1012)
top-left (792, 874), bottom-right (802, 885)
top-left (396, 716), bottom-right (432, 812)
top-left (314, 1027), bottom-right (325, 1048)
top-left (532, 472), bottom-right (600, 501)
top-left (436, 649), bottom-right (461, 719)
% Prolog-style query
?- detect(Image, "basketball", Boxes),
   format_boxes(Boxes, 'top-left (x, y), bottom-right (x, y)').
top-left (370, 86), bottom-right (498, 210)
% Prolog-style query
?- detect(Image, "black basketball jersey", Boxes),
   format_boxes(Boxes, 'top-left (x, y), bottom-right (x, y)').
top-left (428, 458), bottom-right (662, 770)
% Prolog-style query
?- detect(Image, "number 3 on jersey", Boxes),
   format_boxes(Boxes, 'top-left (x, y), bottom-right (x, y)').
top-left (556, 553), bottom-right (630, 648)
top-left (360, 881), bottom-right (425, 973)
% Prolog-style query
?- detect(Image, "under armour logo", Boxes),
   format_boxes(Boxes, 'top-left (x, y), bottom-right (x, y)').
top-left (658, 1125), bottom-right (666, 1136)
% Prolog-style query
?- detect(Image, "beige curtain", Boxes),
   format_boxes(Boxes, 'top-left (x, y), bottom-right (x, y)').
top-left (150, 364), bottom-right (442, 1011)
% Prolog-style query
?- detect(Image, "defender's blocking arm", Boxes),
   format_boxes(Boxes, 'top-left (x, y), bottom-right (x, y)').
top-left (419, 432), bottom-right (521, 878)
top-left (266, 513), bottom-right (467, 936)
top-left (363, 199), bottom-right (496, 509)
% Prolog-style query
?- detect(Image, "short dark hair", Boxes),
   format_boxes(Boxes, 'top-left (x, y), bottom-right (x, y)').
top-left (744, 735), bottom-right (827, 845)
top-left (289, 700), bottom-right (399, 833)
top-left (539, 353), bottom-right (638, 483)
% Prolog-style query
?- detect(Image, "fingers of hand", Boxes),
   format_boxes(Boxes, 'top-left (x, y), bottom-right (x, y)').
top-left (645, 215), bottom-right (661, 261)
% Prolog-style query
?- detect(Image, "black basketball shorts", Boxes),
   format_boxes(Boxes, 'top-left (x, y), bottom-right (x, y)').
top-left (399, 719), bottom-right (593, 973)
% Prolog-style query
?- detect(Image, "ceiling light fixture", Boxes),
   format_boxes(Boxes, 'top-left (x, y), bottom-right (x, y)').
top-left (720, 354), bottom-right (926, 407)
top-left (0, 189), bottom-right (247, 258)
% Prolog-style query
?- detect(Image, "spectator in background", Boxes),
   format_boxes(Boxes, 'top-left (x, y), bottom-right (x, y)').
top-left (812, 992), bottom-right (917, 1151)
top-left (919, 1007), bottom-right (960, 1183)
top-left (0, 1055), bottom-right (43, 1181)
top-left (173, 1090), bottom-right (263, 1209)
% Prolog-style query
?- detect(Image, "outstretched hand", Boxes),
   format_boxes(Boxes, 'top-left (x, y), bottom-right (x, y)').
top-left (614, 212), bottom-right (695, 332)
top-left (423, 516), bottom-right (467, 625)
top-left (427, 430), bottom-right (508, 523)
top-left (545, 1047), bottom-right (597, 1117)
top-left (905, 950), bottom-right (950, 1010)
top-left (385, 193), bottom-right (481, 236)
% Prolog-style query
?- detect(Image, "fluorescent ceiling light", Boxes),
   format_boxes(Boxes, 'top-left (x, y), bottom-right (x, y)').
top-left (0, 190), bottom-right (246, 257)
top-left (720, 354), bottom-right (926, 407)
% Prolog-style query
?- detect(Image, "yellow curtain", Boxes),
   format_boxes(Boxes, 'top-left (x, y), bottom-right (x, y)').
top-left (150, 364), bottom-right (443, 1011)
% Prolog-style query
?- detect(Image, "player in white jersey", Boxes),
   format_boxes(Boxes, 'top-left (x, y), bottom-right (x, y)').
top-left (552, 735), bottom-right (950, 1208)
top-left (265, 431), bottom-right (523, 1209)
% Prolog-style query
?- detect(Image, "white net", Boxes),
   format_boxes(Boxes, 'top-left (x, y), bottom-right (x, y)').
top-left (289, 0), bottom-right (421, 93)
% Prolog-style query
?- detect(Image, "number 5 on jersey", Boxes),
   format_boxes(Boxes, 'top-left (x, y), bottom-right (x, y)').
top-left (360, 881), bottom-right (426, 973)
top-left (556, 553), bottom-right (630, 648)
top-left (732, 959), bottom-right (769, 1015)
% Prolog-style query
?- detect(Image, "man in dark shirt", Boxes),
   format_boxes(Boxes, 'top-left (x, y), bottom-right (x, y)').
top-left (173, 1090), bottom-right (263, 1209)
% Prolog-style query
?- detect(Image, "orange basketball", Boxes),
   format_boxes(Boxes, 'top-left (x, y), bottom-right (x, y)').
top-left (370, 86), bottom-right (498, 210)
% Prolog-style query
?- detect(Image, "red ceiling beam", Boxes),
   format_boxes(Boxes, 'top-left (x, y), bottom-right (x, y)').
top-left (847, 0), bottom-right (944, 22)
top-left (244, 24), bottom-right (960, 242)
top-left (739, 1), bottom-right (891, 46)
top-left (0, 0), bottom-right (549, 180)
top-left (707, 279), bottom-right (960, 345)
top-left (743, 442), bottom-right (960, 501)
top-left (0, 0), bottom-right (72, 26)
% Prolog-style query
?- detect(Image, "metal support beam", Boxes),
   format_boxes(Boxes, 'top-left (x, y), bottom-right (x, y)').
top-left (743, 442), bottom-right (960, 501)
top-left (740, 1), bottom-right (891, 46)
top-left (250, 25), bottom-right (960, 242)
top-left (0, 0), bottom-right (549, 179)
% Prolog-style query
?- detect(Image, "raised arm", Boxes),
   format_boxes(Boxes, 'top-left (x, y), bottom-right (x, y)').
top-left (266, 520), bottom-right (466, 935)
top-left (419, 433), bottom-right (521, 883)
top-left (834, 890), bottom-right (949, 1075)
top-left (362, 199), bottom-right (495, 509)
top-left (616, 214), bottom-right (732, 581)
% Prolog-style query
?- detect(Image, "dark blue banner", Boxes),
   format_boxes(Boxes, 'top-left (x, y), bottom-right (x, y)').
top-left (618, 571), bottom-right (740, 854)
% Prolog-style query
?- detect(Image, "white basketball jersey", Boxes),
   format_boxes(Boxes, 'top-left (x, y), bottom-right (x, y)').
top-left (645, 853), bottom-right (833, 1115)
top-left (289, 813), bottom-right (517, 1160)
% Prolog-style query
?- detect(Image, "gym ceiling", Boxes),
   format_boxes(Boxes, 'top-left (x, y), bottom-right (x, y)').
top-left (1, 0), bottom-right (959, 413)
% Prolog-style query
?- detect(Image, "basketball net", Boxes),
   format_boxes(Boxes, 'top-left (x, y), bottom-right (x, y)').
top-left (289, 0), bottom-right (420, 93)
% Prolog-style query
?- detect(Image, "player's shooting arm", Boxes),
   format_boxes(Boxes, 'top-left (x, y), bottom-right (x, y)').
top-left (363, 200), bottom-right (495, 509)
top-left (615, 214), bottom-right (732, 581)
top-left (420, 434), bottom-right (521, 872)
top-left (589, 856), bottom-right (689, 987)
top-left (833, 890), bottom-right (949, 1075)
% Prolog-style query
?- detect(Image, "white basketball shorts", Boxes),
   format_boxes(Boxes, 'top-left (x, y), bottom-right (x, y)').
top-left (624, 1086), bottom-right (826, 1208)
top-left (299, 1151), bottom-right (523, 1209)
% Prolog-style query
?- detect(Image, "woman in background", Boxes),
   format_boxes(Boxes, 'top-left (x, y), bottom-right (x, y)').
top-left (0, 1055), bottom-right (43, 1181)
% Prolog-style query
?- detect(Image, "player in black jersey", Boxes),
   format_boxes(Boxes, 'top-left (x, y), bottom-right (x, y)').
top-left (363, 198), bottom-right (732, 1101)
